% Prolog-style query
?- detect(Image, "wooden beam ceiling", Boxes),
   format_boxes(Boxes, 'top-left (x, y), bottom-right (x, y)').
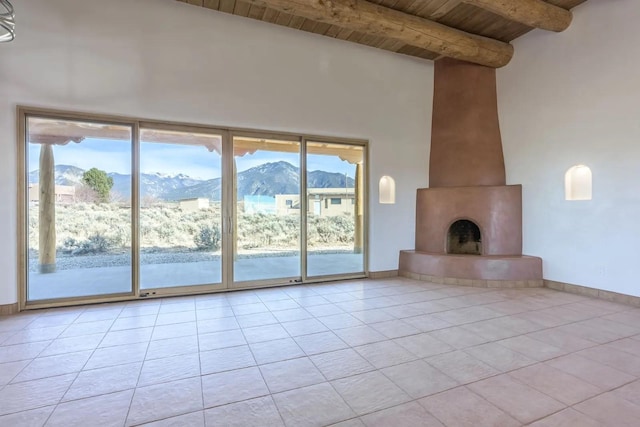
top-left (429, 0), bottom-right (571, 32)
top-left (463, 0), bottom-right (572, 32)
top-left (178, 0), bottom-right (586, 67)
top-left (242, 0), bottom-right (514, 67)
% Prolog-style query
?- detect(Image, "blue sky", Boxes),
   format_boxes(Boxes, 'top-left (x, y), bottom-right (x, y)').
top-left (28, 138), bottom-right (357, 180)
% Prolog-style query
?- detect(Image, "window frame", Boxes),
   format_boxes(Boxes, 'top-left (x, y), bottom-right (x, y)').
top-left (17, 106), bottom-right (369, 310)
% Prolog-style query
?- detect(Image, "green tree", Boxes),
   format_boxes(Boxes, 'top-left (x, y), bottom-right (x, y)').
top-left (82, 168), bottom-right (113, 203)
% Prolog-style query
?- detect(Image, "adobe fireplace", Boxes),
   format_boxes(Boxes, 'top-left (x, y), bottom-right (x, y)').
top-left (399, 58), bottom-right (542, 285)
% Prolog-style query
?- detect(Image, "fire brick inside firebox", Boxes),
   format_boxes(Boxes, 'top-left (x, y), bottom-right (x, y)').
top-left (447, 220), bottom-right (481, 255)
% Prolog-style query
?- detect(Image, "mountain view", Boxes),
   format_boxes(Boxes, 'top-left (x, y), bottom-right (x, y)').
top-left (29, 161), bottom-right (355, 201)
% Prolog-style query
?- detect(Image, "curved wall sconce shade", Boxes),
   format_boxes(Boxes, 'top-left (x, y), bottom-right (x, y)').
top-left (379, 175), bottom-right (396, 204)
top-left (565, 165), bottom-right (592, 201)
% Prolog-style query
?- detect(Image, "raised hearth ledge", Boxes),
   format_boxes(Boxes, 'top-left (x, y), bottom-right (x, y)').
top-left (400, 271), bottom-right (542, 288)
top-left (399, 250), bottom-right (542, 282)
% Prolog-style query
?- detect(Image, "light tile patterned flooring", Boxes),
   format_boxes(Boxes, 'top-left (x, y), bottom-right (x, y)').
top-left (2, 278), bottom-right (640, 426)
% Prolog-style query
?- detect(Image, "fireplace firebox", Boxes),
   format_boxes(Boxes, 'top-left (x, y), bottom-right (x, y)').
top-left (448, 220), bottom-right (481, 255)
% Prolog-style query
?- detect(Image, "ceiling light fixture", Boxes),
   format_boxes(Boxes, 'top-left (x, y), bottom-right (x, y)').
top-left (0, 0), bottom-right (15, 43)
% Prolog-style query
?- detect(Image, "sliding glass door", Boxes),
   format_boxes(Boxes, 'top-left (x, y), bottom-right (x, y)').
top-left (139, 126), bottom-right (225, 292)
top-left (232, 135), bottom-right (302, 285)
top-left (21, 108), bottom-right (367, 308)
top-left (25, 116), bottom-right (133, 302)
top-left (306, 141), bottom-right (365, 277)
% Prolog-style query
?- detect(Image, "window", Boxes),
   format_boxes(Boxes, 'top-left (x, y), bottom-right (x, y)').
top-left (24, 116), bottom-right (133, 302)
top-left (19, 107), bottom-right (368, 308)
top-left (306, 141), bottom-right (365, 276)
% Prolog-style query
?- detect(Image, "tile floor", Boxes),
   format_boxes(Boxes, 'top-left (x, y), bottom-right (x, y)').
top-left (2, 277), bottom-right (640, 426)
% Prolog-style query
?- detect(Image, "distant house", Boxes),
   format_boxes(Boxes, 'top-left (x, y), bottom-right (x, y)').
top-left (28, 184), bottom-right (76, 204)
top-left (276, 188), bottom-right (355, 217)
top-left (179, 198), bottom-right (210, 211)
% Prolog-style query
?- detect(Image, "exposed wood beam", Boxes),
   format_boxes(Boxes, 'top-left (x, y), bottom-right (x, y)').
top-left (463, 0), bottom-right (572, 32)
top-left (202, 0), bottom-right (514, 67)
top-left (430, 0), bottom-right (464, 20)
top-left (431, 0), bottom-right (571, 32)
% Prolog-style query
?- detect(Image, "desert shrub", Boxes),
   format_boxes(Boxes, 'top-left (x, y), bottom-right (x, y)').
top-left (194, 225), bottom-right (221, 251)
top-left (63, 233), bottom-right (111, 255)
top-left (234, 213), bottom-right (354, 249)
top-left (315, 222), bottom-right (333, 243)
top-left (83, 234), bottom-right (111, 254)
top-left (139, 223), bottom-right (153, 238)
top-left (157, 226), bottom-right (176, 240)
top-left (241, 241), bottom-right (260, 250)
top-left (237, 213), bottom-right (297, 248)
top-left (183, 223), bottom-right (198, 235)
top-left (307, 215), bottom-right (355, 246)
top-left (105, 223), bottom-right (130, 247)
top-left (30, 201), bottom-right (355, 255)
top-left (62, 237), bottom-right (80, 254)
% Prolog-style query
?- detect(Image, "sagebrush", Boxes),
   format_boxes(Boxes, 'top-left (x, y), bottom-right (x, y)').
top-left (28, 202), bottom-right (355, 254)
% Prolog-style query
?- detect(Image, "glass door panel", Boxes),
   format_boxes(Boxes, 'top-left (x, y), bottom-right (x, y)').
top-left (306, 142), bottom-right (365, 277)
top-left (139, 128), bottom-right (224, 290)
top-left (26, 117), bottom-right (133, 302)
top-left (232, 136), bottom-right (301, 284)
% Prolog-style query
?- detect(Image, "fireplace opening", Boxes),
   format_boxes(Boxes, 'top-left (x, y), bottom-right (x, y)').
top-left (447, 220), bottom-right (482, 255)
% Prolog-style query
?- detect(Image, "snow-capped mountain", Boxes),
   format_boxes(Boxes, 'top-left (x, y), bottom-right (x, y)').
top-left (29, 161), bottom-right (354, 201)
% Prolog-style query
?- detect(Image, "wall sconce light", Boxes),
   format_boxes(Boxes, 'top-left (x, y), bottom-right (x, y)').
top-left (565, 164), bottom-right (592, 201)
top-left (379, 175), bottom-right (395, 204)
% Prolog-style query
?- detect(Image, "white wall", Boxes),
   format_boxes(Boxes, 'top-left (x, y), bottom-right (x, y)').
top-left (0, 0), bottom-right (432, 304)
top-left (498, 0), bottom-right (640, 296)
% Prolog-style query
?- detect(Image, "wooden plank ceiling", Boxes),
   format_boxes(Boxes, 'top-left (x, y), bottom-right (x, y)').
top-left (177, 0), bottom-right (587, 66)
